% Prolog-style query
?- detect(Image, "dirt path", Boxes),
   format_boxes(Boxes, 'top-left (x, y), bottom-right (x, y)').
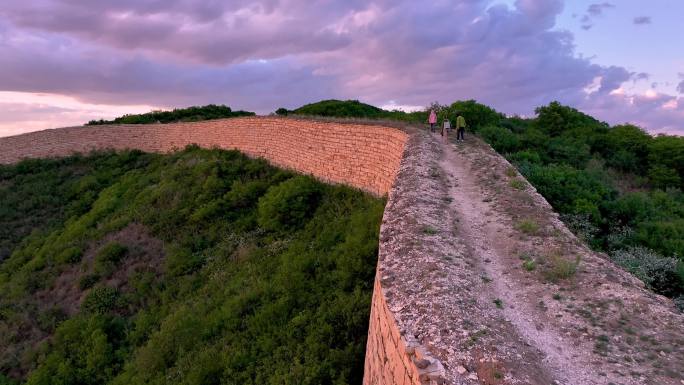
top-left (440, 137), bottom-right (596, 384)
top-left (418, 132), bottom-right (684, 385)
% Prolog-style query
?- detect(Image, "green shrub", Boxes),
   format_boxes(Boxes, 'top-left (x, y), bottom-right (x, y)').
top-left (257, 176), bottom-right (322, 231)
top-left (86, 105), bottom-right (255, 125)
top-left (36, 306), bottom-right (67, 333)
top-left (675, 296), bottom-right (684, 312)
top-left (611, 247), bottom-right (683, 297)
top-left (648, 165), bottom-right (681, 189)
top-left (516, 219), bottom-right (540, 235)
top-left (0, 374), bottom-right (17, 385)
top-left (544, 254), bottom-right (580, 282)
top-left (523, 259), bottom-right (536, 271)
top-left (165, 247), bottom-right (205, 276)
top-left (505, 167), bottom-right (517, 178)
top-left (479, 125), bottom-right (520, 153)
top-left (293, 99), bottom-right (384, 118)
top-left (509, 179), bottom-right (526, 190)
top-left (78, 273), bottom-right (100, 290)
top-left (448, 100), bottom-right (504, 131)
top-left (56, 246), bottom-right (83, 264)
top-left (81, 286), bottom-right (119, 314)
top-left (275, 107), bottom-right (290, 116)
top-left (94, 242), bottom-right (128, 276)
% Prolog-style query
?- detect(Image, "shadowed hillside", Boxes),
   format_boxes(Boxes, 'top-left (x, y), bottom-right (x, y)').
top-left (0, 147), bottom-right (384, 384)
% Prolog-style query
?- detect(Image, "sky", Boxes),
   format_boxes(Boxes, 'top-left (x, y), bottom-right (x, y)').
top-left (0, 0), bottom-right (682, 137)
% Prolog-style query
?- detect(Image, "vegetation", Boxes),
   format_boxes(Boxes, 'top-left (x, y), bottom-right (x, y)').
top-left (468, 101), bottom-right (684, 302)
top-left (515, 219), bottom-right (540, 235)
top-left (0, 147), bottom-right (384, 384)
top-left (543, 254), bottom-right (581, 282)
top-left (277, 99), bottom-right (427, 122)
top-left (283, 98), bottom-right (684, 305)
top-left (86, 104), bottom-right (255, 125)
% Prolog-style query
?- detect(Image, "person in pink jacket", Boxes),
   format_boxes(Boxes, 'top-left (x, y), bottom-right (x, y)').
top-left (428, 110), bottom-right (437, 133)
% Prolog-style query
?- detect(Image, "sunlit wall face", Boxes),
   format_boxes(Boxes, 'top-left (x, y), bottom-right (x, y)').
top-left (0, 0), bottom-right (682, 137)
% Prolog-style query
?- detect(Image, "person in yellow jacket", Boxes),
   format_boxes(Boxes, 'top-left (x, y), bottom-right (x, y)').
top-left (456, 113), bottom-right (466, 142)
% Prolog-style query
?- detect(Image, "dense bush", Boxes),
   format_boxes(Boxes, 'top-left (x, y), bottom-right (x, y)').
top-left (81, 286), bottom-right (120, 314)
top-left (448, 100), bottom-right (504, 131)
top-left (94, 242), bottom-right (128, 276)
top-left (257, 176), bottom-right (322, 231)
top-left (0, 147), bottom-right (384, 384)
top-left (287, 99), bottom-right (427, 123)
top-left (611, 247), bottom-right (683, 297)
top-left (477, 101), bottom-right (684, 300)
top-left (86, 105), bottom-right (255, 125)
top-left (479, 125), bottom-right (519, 153)
top-left (290, 99), bottom-right (386, 118)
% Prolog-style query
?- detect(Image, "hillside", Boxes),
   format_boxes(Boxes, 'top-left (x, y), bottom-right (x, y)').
top-left (277, 99), bottom-right (427, 122)
top-left (0, 147), bottom-right (384, 384)
top-left (86, 105), bottom-right (255, 125)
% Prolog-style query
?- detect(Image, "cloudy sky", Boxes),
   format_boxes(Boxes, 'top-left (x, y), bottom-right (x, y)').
top-left (0, 0), bottom-right (682, 137)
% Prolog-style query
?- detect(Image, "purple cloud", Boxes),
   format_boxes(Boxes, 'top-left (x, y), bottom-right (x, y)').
top-left (579, 2), bottom-right (615, 30)
top-left (0, 0), bottom-right (681, 135)
top-left (587, 2), bottom-right (615, 16)
top-left (633, 16), bottom-right (652, 25)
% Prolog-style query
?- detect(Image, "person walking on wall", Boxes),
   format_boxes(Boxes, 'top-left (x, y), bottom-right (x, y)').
top-left (428, 110), bottom-right (437, 133)
top-left (442, 116), bottom-right (450, 142)
top-left (456, 113), bottom-right (466, 142)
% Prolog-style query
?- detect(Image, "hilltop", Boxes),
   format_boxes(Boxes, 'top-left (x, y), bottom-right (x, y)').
top-left (85, 105), bottom-right (255, 126)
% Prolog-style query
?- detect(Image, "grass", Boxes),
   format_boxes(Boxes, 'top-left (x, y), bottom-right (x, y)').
top-left (544, 253), bottom-right (581, 282)
top-left (464, 329), bottom-right (488, 348)
top-left (594, 334), bottom-right (611, 356)
top-left (423, 225), bottom-right (438, 235)
top-left (515, 219), bottom-right (540, 235)
top-left (509, 179), bottom-right (526, 190)
top-left (522, 259), bottom-right (536, 271)
top-left (505, 167), bottom-right (517, 178)
top-left (493, 298), bottom-right (503, 309)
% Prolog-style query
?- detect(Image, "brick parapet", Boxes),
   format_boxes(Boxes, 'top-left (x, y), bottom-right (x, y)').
top-left (0, 117), bottom-right (407, 196)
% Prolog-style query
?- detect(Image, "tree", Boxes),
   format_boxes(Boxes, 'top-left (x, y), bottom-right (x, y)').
top-left (448, 100), bottom-right (503, 131)
top-left (534, 101), bottom-right (608, 139)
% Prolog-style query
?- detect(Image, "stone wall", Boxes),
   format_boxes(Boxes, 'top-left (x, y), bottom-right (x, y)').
top-left (0, 117), bottom-right (431, 384)
top-left (364, 277), bottom-right (445, 385)
top-left (0, 117), bottom-right (407, 196)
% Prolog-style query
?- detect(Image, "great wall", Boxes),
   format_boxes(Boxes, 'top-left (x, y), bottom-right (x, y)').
top-left (1, 117), bottom-right (682, 385)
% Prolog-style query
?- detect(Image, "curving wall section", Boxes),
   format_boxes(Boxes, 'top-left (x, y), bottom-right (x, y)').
top-left (0, 117), bottom-right (406, 196)
top-left (0, 117), bottom-right (435, 385)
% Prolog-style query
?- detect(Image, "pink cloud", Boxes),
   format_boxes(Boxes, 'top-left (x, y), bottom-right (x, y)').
top-left (0, 0), bottom-right (681, 136)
